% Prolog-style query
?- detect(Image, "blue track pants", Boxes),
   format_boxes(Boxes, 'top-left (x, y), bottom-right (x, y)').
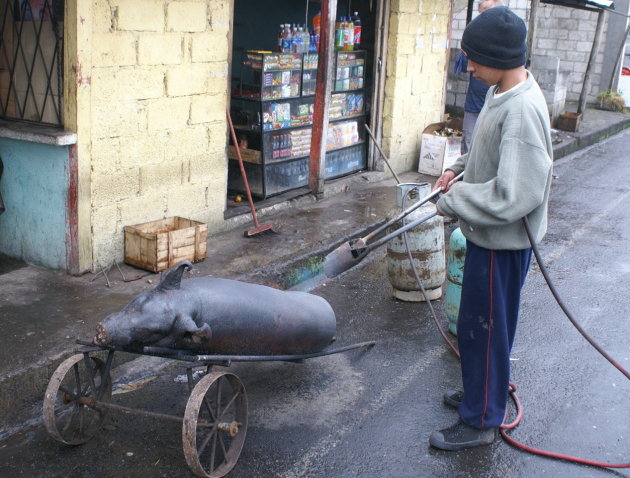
top-left (457, 240), bottom-right (532, 429)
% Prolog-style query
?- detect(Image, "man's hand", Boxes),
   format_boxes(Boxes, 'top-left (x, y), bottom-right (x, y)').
top-left (432, 169), bottom-right (457, 194)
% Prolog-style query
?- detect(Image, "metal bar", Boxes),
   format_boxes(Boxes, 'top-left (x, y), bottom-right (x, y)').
top-left (81, 398), bottom-right (186, 424)
top-left (99, 349), bottom-right (115, 400)
top-left (191, 341), bottom-right (377, 362)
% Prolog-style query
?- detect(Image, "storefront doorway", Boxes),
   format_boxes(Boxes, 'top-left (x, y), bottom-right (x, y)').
top-left (226, 0), bottom-right (386, 213)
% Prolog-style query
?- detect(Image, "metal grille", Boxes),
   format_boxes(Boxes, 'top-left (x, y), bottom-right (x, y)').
top-left (0, 0), bottom-right (64, 126)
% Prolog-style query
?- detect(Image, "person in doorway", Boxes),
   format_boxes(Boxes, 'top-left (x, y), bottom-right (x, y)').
top-left (429, 6), bottom-right (553, 451)
top-left (454, 0), bottom-right (503, 154)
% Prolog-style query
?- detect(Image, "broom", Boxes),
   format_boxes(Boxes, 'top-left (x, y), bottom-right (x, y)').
top-left (226, 108), bottom-right (276, 237)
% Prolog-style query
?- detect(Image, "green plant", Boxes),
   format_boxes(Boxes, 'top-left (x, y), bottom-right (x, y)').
top-left (596, 90), bottom-right (627, 112)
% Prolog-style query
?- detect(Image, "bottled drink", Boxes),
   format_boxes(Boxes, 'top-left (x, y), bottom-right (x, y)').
top-left (344, 18), bottom-right (354, 51)
top-left (281, 24), bottom-right (292, 53)
top-left (309, 30), bottom-right (317, 53)
top-left (277, 24), bottom-right (284, 52)
top-left (335, 17), bottom-right (345, 51)
top-left (313, 11), bottom-right (321, 36)
top-left (352, 12), bottom-right (361, 49)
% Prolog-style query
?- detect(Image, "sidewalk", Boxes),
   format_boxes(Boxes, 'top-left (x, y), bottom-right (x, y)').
top-left (1, 103), bottom-right (629, 437)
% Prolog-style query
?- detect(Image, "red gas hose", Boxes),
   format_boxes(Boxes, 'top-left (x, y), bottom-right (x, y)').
top-left (401, 215), bottom-right (629, 469)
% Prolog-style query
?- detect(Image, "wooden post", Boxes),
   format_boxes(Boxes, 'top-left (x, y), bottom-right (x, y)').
top-left (578, 8), bottom-right (607, 115)
top-left (608, 21), bottom-right (630, 92)
top-left (309, 0), bottom-right (337, 196)
top-left (526, 0), bottom-right (540, 65)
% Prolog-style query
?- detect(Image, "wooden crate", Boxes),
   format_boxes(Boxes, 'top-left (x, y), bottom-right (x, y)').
top-left (124, 217), bottom-right (208, 272)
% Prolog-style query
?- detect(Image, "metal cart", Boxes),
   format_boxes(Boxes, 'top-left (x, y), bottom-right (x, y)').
top-left (43, 340), bottom-right (375, 478)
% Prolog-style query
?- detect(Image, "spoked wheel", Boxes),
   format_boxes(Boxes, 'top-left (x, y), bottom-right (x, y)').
top-left (183, 372), bottom-right (248, 478)
top-left (43, 354), bottom-right (113, 445)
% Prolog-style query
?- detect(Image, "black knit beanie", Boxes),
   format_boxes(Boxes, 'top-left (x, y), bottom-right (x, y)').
top-left (461, 6), bottom-right (527, 70)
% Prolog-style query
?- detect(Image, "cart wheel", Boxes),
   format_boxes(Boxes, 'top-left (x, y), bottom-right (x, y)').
top-left (183, 372), bottom-right (248, 478)
top-left (43, 354), bottom-right (112, 445)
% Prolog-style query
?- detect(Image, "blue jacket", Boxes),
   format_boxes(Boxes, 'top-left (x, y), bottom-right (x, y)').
top-left (455, 52), bottom-right (490, 114)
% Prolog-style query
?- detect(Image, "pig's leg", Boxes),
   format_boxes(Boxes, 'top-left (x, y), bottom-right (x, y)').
top-left (155, 314), bottom-right (212, 348)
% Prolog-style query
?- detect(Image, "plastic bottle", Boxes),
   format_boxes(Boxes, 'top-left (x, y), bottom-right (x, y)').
top-left (313, 11), bottom-right (321, 36)
top-left (344, 18), bottom-right (354, 51)
top-left (302, 26), bottom-right (310, 53)
top-left (281, 24), bottom-right (292, 53)
top-left (277, 24), bottom-right (284, 52)
top-left (335, 17), bottom-right (345, 51)
top-left (352, 12), bottom-right (361, 50)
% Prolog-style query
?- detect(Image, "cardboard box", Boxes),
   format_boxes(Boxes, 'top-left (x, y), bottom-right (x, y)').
top-left (124, 217), bottom-right (207, 272)
top-left (418, 121), bottom-right (463, 176)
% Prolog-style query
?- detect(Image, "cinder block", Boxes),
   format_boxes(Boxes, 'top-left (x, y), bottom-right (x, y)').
top-left (118, 134), bottom-right (167, 169)
top-left (92, 33), bottom-right (136, 67)
top-left (191, 34), bottom-right (229, 62)
top-left (166, 64), bottom-right (210, 96)
top-left (91, 137), bottom-right (120, 173)
top-left (167, 2), bottom-right (207, 32)
top-left (92, 203), bottom-right (119, 239)
top-left (115, 1), bottom-right (164, 32)
top-left (93, 0), bottom-right (115, 33)
top-left (164, 125), bottom-right (209, 158)
top-left (166, 184), bottom-right (209, 218)
top-left (91, 67), bottom-right (164, 104)
top-left (147, 96), bottom-right (190, 132)
top-left (207, 121), bottom-right (229, 155)
top-left (139, 160), bottom-right (184, 194)
top-left (91, 101), bottom-right (146, 139)
top-left (190, 93), bottom-right (227, 124)
top-left (138, 34), bottom-right (183, 65)
top-left (92, 168), bottom-right (140, 208)
top-left (119, 192), bottom-right (168, 229)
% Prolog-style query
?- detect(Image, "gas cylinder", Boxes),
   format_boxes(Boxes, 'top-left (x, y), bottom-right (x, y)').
top-left (387, 183), bottom-right (445, 302)
top-left (445, 227), bottom-right (466, 335)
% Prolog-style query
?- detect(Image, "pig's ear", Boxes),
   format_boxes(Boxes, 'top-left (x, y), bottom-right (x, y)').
top-left (158, 260), bottom-right (193, 291)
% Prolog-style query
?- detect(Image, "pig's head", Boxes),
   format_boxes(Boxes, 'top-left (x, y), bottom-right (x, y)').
top-left (94, 261), bottom-right (193, 348)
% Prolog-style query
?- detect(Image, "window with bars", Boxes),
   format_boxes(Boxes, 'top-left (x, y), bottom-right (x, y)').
top-left (0, 0), bottom-right (64, 127)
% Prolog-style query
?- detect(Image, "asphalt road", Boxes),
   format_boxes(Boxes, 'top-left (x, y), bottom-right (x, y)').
top-left (1, 129), bottom-right (629, 477)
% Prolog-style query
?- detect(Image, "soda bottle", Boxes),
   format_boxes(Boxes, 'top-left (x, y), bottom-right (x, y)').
top-left (335, 17), bottom-right (345, 51)
top-left (281, 24), bottom-right (292, 53)
top-left (277, 24), bottom-right (283, 52)
top-left (344, 18), bottom-right (354, 51)
top-left (352, 12), bottom-right (361, 49)
top-left (313, 11), bottom-right (321, 36)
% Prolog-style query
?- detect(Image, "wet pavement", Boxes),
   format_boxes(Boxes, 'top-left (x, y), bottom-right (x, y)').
top-left (0, 105), bottom-right (629, 476)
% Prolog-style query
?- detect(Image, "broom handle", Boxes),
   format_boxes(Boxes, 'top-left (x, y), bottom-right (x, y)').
top-left (360, 171), bottom-right (463, 245)
top-left (365, 124), bottom-right (401, 184)
top-left (226, 108), bottom-right (261, 228)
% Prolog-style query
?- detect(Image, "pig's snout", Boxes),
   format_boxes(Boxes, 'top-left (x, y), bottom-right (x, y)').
top-left (93, 322), bottom-right (110, 346)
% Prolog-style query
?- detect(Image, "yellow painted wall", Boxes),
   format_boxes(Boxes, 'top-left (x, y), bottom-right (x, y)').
top-left (63, 0), bottom-right (450, 270)
top-left (383, 0), bottom-right (451, 173)
top-left (68, 0), bottom-right (231, 270)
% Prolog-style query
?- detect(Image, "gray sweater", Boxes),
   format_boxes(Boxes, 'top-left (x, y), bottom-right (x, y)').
top-left (437, 72), bottom-right (553, 250)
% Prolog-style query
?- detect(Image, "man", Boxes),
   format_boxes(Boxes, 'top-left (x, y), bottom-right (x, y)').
top-left (429, 6), bottom-right (553, 451)
top-left (455, 0), bottom-right (503, 154)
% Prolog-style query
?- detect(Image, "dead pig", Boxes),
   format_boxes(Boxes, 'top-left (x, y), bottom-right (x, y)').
top-left (93, 261), bottom-right (336, 355)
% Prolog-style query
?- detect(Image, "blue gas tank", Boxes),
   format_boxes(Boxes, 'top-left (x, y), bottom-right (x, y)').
top-left (445, 227), bottom-right (466, 335)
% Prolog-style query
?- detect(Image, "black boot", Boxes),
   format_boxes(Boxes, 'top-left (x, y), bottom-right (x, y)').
top-left (443, 390), bottom-right (463, 408)
top-left (429, 420), bottom-right (496, 451)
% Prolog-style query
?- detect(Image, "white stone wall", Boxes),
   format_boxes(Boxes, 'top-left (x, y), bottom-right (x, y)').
top-left (447, 1), bottom-right (609, 108)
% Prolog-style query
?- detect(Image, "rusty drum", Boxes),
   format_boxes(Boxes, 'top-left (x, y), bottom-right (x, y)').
top-left (386, 183), bottom-right (445, 302)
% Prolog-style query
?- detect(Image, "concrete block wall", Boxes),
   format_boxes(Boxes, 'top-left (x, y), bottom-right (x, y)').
top-left (383, 0), bottom-right (451, 174)
top-left (82, 0), bottom-right (231, 268)
top-left (447, 1), bottom-right (609, 111)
